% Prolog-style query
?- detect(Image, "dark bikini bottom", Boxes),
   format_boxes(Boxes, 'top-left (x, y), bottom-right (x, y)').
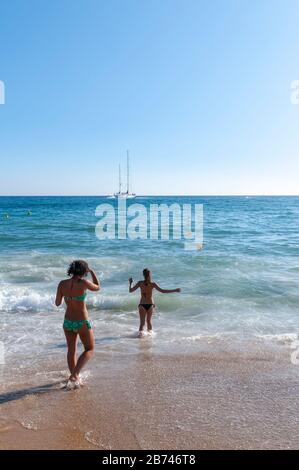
top-left (138, 304), bottom-right (155, 311)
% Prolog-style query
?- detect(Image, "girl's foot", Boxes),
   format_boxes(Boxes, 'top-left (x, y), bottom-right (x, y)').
top-left (138, 330), bottom-right (146, 338)
top-left (66, 374), bottom-right (81, 390)
top-left (77, 373), bottom-right (84, 386)
top-left (66, 379), bottom-right (80, 390)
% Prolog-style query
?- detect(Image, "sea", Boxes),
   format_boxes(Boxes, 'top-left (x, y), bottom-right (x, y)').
top-left (0, 196), bottom-right (298, 383)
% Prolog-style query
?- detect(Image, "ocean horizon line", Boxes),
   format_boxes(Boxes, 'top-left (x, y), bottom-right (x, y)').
top-left (0, 194), bottom-right (298, 198)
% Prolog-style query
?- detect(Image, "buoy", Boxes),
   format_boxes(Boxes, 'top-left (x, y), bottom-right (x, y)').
top-left (4, 213), bottom-right (9, 219)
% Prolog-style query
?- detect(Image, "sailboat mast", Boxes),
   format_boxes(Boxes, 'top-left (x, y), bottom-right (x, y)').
top-left (126, 150), bottom-right (129, 194)
top-left (112, 151), bottom-right (135, 199)
top-left (119, 164), bottom-right (122, 193)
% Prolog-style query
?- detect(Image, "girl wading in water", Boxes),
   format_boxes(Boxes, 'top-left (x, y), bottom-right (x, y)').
top-left (55, 260), bottom-right (100, 389)
top-left (129, 268), bottom-right (181, 337)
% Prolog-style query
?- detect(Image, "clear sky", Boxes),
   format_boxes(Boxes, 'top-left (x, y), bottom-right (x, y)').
top-left (0, 0), bottom-right (299, 195)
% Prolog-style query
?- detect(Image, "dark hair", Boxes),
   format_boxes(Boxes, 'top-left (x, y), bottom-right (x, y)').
top-left (143, 268), bottom-right (152, 285)
top-left (67, 260), bottom-right (89, 277)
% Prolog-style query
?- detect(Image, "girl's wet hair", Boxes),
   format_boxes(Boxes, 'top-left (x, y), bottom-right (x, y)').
top-left (67, 260), bottom-right (89, 277)
top-left (143, 268), bottom-right (152, 285)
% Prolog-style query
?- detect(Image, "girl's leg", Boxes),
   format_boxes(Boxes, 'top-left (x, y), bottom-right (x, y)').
top-left (64, 329), bottom-right (78, 374)
top-left (146, 307), bottom-right (154, 331)
top-left (138, 306), bottom-right (147, 332)
top-left (71, 324), bottom-right (95, 379)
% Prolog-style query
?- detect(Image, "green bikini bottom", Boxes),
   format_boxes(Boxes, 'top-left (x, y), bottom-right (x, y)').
top-left (63, 318), bottom-right (92, 333)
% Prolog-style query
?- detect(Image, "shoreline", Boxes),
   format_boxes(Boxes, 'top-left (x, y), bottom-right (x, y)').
top-left (1, 341), bottom-right (298, 450)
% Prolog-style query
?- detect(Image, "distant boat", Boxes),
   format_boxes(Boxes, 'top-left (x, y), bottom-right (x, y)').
top-left (109, 151), bottom-right (136, 199)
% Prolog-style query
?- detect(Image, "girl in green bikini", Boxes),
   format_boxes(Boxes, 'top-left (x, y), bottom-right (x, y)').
top-left (55, 260), bottom-right (100, 389)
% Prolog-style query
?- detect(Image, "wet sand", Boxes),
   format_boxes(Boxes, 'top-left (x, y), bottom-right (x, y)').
top-left (0, 342), bottom-right (298, 450)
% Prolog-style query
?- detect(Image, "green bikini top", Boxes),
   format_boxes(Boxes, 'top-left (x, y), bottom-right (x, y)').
top-left (64, 292), bottom-right (87, 302)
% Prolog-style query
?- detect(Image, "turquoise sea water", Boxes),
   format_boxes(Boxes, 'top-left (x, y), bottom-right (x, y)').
top-left (0, 196), bottom-right (299, 373)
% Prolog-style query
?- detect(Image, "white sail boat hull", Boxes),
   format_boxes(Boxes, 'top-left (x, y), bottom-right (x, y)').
top-left (109, 151), bottom-right (136, 199)
top-left (113, 193), bottom-right (136, 199)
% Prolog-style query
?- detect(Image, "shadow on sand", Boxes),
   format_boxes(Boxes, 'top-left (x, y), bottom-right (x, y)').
top-left (0, 382), bottom-right (62, 405)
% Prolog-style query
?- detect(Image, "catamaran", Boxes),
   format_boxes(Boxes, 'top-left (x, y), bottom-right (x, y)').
top-left (109, 151), bottom-right (136, 199)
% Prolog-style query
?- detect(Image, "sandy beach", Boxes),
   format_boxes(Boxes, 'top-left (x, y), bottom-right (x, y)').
top-left (1, 0), bottom-right (299, 455)
top-left (0, 199), bottom-right (298, 450)
top-left (1, 338), bottom-right (298, 450)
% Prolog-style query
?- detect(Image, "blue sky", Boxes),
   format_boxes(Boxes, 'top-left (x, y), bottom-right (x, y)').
top-left (0, 0), bottom-right (299, 195)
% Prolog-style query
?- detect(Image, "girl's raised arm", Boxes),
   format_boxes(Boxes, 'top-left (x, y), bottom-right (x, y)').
top-left (153, 283), bottom-right (181, 294)
top-left (83, 268), bottom-right (101, 291)
top-left (129, 278), bottom-right (141, 293)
